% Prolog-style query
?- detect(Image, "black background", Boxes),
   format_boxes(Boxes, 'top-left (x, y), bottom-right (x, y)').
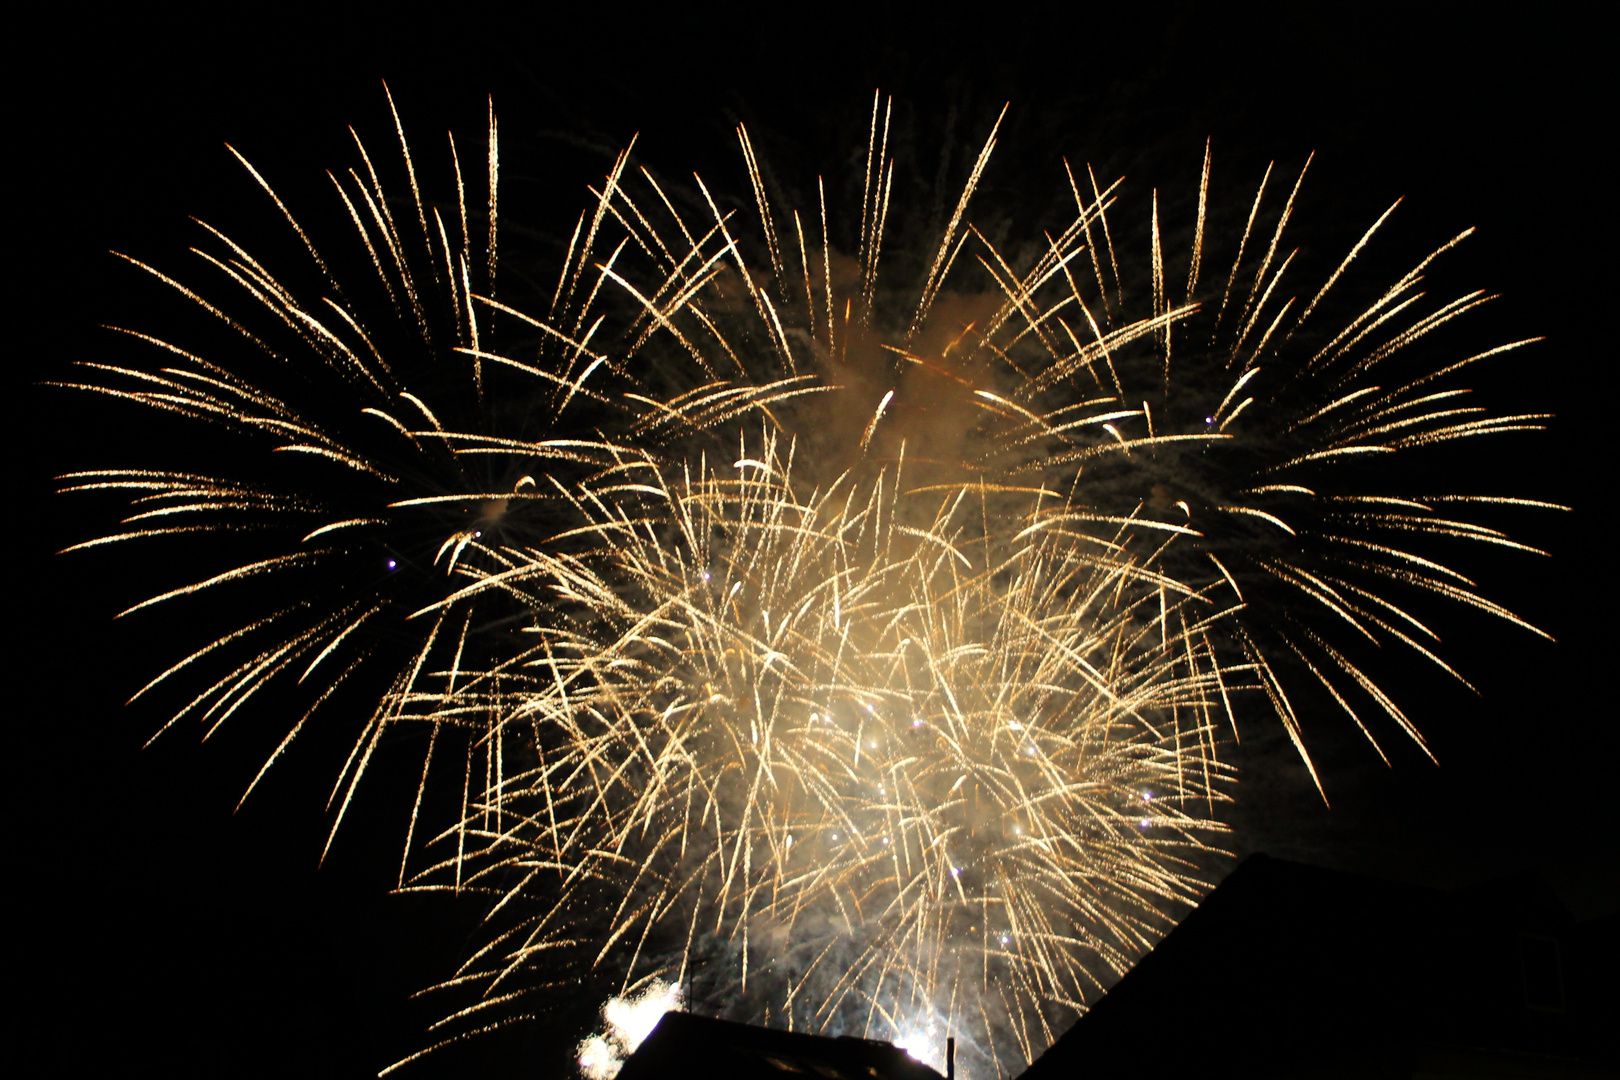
top-left (19, 4), bottom-right (1613, 1076)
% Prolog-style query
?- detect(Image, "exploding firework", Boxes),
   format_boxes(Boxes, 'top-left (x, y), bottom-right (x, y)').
top-left (400, 432), bottom-right (1231, 1076)
top-left (52, 87), bottom-right (661, 859)
top-left (556, 94), bottom-right (1563, 795)
top-left (59, 87), bottom-right (1556, 1076)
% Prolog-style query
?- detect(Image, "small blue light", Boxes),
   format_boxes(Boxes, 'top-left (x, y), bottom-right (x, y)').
top-left (1205, 415), bottom-right (1214, 425)
top-left (386, 559), bottom-right (397, 570)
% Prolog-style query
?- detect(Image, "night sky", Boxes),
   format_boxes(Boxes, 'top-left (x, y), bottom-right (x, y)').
top-left (21, 6), bottom-right (1612, 1077)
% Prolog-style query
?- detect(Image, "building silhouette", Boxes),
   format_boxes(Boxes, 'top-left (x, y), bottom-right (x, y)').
top-left (1021, 854), bottom-right (1616, 1078)
top-left (620, 855), bottom-right (1615, 1078)
top-left (618, 1010), bottom-right (949, 1079)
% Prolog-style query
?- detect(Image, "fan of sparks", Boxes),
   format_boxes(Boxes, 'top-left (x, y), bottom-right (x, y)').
top-left (56, 88), bottom-right (1558, 1076)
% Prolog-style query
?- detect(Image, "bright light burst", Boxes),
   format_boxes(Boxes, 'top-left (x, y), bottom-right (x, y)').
top-left (58, 87), bottom-right (1557, 1076)
top-left (403, 432), bottom-right (1230, 1075)
top-left (577, 978), bottom-right (685, 1079)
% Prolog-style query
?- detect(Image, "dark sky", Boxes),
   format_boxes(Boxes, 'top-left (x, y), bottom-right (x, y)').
top-left (21, 5), bottom-right (1612, 1077)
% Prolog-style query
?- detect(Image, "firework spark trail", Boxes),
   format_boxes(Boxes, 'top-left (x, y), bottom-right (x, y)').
top-left (572, 99), bottom-right (1562, 793)
top-left (400, 432), bottom-right (1234, 1076)
top-left (56, 86), bottom-right (1558, 1076)
top-left (51, 90), bottom-right (658, 859)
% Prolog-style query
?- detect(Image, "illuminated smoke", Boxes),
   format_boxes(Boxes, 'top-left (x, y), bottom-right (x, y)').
top-left (577, 979), bottom-right (685, 1079)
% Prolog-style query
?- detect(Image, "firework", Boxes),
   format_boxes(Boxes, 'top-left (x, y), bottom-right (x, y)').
top-left (551, 95), bottom-right (1563, 796)
top-left (53, 88), bottom-right (652, 860)
top-left (398, 433), bottom-right (1231, 1076)
top-left (59, 87), bottom-right (1555, 1076)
